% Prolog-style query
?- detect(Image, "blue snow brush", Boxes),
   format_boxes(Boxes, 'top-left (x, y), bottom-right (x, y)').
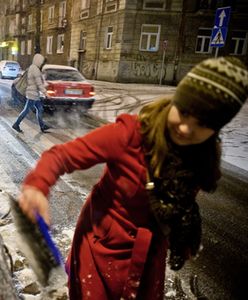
top-left (8, 194), bottom-right (67, 289)
top-left (35, 212), bottom-right (64, 267)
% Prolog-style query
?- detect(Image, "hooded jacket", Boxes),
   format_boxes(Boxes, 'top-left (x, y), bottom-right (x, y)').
top-left (26, 53), bottom-right (47, 100)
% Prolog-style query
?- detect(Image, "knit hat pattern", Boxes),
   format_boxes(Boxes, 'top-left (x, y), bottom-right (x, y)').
top-left (173, 56), bottom-right (248, 130)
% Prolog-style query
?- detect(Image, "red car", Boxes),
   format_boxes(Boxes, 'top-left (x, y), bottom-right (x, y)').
top-left (12, 64), bottom-right (95, 112)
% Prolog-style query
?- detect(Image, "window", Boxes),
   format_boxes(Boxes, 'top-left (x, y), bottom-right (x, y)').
top-left (230, 31), bottom-right (248, 55)
top-left (143, 0), bottom-right (166, 10)
top-left (79, 31), bottom-right (87, 50)
top-left (27, 39), bottom-right (32, 55)
top-left (81, 0), bottom-right (90, 10)
top-left (40, 10), bottom-right (43, 31)
top-left (198, 1), bottom-right (236, 10)
top-left (59, 1), bottom-right (66, 17)
top-left (21, 17), bottom-right (25, 35)
top-left (22, 0), bottom-right (27, 10)
top-left (21, 40), bottom-right (25, 55)
top-left (48, 6), bottom-right (55, 24)
top-left (59, 1), bottom-right (66, 27)
top-left (80, 0), bottom-right (90, 19)
top-left (57, 34), bottom-right (64, 53)
top-left (139, 24), bottom-right (160, 52)
top-left (195, 28), bottom-right (212, 53)
top-left (105, 26), bottom-right (113, 49)
top-left (47, 36), bottom-right (53, 54)
top-left (198, 0), bottom-right (214, 9)
top-left (27, 14), bottom-right (32, 31)
top-left (105, 0), bottom-right (117, 12)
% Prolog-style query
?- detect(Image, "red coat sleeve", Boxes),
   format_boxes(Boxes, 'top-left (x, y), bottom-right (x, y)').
top-left (23, 114), bottom-right (137, 196)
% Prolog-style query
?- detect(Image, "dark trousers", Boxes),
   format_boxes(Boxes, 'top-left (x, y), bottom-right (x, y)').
top-left (14, 99), bottom-right (45, 129)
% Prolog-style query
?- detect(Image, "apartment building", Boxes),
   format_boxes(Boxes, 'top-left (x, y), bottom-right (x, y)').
top-left (0, 0), bottom-right (247, 84)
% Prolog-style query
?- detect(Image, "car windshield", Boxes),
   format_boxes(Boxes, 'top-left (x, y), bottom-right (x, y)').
top-left (44, 69), bottom-right (85, 81)
top-left (6, 62), bottom-right (19, 67)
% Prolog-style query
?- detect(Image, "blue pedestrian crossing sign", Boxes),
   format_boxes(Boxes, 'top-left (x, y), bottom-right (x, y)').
top-left (210, 6), bottom-right (231, 48)
top-left (210, 27), bottom-right (228, 47)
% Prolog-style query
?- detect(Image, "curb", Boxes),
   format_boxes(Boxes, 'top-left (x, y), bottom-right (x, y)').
top-left (221, 160), bottom-right (248, 183)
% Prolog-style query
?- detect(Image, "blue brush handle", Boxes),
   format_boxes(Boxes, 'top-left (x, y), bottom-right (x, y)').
top-left (35, 213), bottom-right (64, 266)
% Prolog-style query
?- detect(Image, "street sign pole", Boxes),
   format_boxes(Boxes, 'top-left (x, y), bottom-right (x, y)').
top-left (215, 47), bottom-right (219, 58)
top-left (159, 40), bottom-right (167, 85)
top-left (159, 49), bottom-right (166, 85)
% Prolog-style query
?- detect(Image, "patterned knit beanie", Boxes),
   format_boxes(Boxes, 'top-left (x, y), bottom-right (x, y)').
top-left (173, 56), bottom-right (248, 130)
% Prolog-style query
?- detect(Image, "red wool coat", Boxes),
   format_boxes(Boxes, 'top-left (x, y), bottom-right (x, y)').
top-left (23, 114), bottom-right (168, 300)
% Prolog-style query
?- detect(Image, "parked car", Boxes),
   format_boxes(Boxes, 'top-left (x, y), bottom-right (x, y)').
top-left (0, 60), bottom-right (22, 79)
top-left (11, 64), bottom-right (96, 112)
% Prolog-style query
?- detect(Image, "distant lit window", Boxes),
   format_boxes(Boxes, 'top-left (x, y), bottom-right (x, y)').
top-left (21, 41), bottom-right (25, 55)
top-left (230, 31), bottom-right (248, 55)
top-left (143, 0), bottom-right (166, 10)
top-left (195, 28), bottom-right (212, 53)
top-left (48, 6), bottom-right (55, 24)
top-left (105, 26), bottom-right (113, 49)
top-left (27, 39), bottom-right (32, 55)
top-left (47, 36), bottom-right (53, 54)
top-left (139, 24), bottom-right (160, 52)
top-left (57, 34), bottom-right (64, 53)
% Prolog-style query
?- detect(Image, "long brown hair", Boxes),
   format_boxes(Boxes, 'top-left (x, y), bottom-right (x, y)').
top-left (139, 96), bottom-right (221, 192)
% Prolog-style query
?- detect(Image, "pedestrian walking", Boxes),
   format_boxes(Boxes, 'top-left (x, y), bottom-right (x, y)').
top-left (16, 57), bottom-right (248, 299)
top-left (12, 53), bottom-right (50, 133)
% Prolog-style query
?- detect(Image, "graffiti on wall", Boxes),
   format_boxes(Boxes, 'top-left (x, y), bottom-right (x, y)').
top-left (132, 61), bottom-right (166, 80)
top-left (82, 62), bottom-right (95, 78)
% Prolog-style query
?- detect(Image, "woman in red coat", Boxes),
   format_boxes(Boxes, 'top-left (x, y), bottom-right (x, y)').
top-left (18, 57), bottom-right (248, 299)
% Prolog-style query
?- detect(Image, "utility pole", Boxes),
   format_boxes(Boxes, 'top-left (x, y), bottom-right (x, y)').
top-left (173, 0), bottom-right (187, 84)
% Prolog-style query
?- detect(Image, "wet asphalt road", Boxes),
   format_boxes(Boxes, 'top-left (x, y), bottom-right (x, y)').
top-left (0, 84), bottom-right (248, 300)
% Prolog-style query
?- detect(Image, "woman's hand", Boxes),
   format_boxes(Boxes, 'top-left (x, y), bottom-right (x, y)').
top-left (18, 185), bottom-right (50, 226)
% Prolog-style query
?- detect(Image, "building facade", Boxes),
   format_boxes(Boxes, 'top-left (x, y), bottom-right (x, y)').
top-left (0, 0), bottom-right (247, 84)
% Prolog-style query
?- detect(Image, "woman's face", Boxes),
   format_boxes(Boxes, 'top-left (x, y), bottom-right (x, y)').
top-left (167, 105), bottom-right (215, 146)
